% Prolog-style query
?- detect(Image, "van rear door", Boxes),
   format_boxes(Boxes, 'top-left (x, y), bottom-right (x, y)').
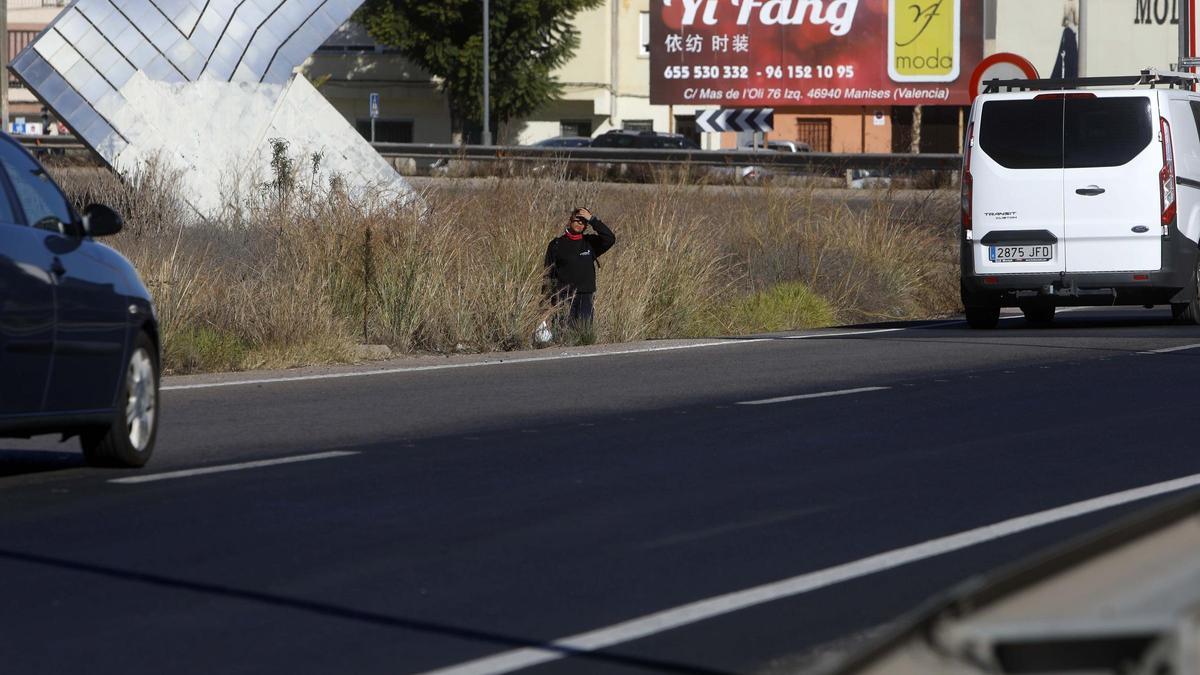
top-left (973, 94), bottom-right (1065, 276)
top-left (1062, 93), bottom-right (1161, 273)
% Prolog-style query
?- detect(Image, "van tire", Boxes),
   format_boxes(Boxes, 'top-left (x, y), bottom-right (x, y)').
top-left (965, 306), bottom-right (1001, 329)
top-left (1172, 261), bottom-right (1200, 325)
top-left (1172, 300), bottom-right (1200, 325)
top-left (1021, 302), bottom-right (1056, 325)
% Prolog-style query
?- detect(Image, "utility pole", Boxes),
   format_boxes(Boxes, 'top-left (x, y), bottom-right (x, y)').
top-left (481, 0), bottom-right (491, 146)
top-left (1180, 0), bottom-right (1191, 73)
top-left (1, 0), bottom-right (9, 132)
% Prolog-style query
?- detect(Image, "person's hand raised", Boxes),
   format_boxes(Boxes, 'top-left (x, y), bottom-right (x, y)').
top-left (574, 207), bottom-right (593, 222)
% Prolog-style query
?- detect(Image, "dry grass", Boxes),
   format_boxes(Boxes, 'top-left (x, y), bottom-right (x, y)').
top-left (50, 158), bottom-right (959, 375)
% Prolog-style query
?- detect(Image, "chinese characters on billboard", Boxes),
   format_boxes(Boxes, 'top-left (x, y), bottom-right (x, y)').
top-left (651, 0), bottom-right (984, 107)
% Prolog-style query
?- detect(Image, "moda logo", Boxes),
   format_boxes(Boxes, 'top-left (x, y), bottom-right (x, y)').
top-left (889, 0), bottom-right (961, 83)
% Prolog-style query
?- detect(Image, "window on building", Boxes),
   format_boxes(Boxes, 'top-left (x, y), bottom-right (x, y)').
top-left (984, 0), bottom-right (996, 40)
top-left (560, 120), bottom-right (593, 138)
top-left (639, 12), bottom-right (650, 57)
top-left (355, 119), bottom-right (414, 144)
top-left (794, 118), bottom-right (832, 153)
top-left (623, 119), bottom-right (654, 132)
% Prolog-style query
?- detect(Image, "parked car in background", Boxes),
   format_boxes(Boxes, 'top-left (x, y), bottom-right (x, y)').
top-left (591, 130), bottom-right (702, 150)
top-left (740, 140), bottom-right (812, 153)
top-left (848, 169), bottom-right (893, 189)
top-left (533, 136), bottom-right (592, 148)
top-left (0, 133), bottom-right (159, 468)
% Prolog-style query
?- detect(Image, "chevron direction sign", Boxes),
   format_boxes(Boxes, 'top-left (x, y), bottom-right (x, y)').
top-left (695, 109), bottom-right (774, 133)
top-left (11, 0), bottom-right (415, 216)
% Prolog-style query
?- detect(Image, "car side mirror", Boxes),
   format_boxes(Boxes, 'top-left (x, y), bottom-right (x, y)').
top-left (83, 203), bottom-right (123, 237)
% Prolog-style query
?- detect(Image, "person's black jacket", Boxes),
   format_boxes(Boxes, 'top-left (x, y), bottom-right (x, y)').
top-left (544, 217), bottom-right (616, 295)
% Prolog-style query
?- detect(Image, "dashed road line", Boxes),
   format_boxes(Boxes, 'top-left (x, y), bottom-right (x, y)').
top-left (416, 472), bottom-right (1200, 675)
top-left (1140, 343), bottom-right (1200, 355)
top-left (736, 387), bottom-right (891, 406)
top-left (109, 451), bottom-right (359, 484)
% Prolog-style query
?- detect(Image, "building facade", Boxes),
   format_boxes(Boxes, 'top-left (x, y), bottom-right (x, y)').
top-left (302, 0), bottom-right (719, 147)
top-left (6, 0), bottom-right (68, 131)
top-left (2, 1), bottom-right (1191, 147)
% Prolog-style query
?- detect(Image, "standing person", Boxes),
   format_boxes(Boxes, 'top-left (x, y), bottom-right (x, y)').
top-left (543, 207), bottom-right (616, 332)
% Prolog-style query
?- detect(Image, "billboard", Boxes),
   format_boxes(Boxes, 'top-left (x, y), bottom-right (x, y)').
top-left (651, 0), bottom-right (984, 107)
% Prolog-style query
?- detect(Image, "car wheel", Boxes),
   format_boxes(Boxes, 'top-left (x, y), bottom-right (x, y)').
top-left (965, 305), bottom-right (1001, 329)
top-left (1172, 260), bottom-right (1200, 325)
top-left (81, 332), bottom-right (159, 468)
top-left (1021, 301), bottom-right (1056, 326)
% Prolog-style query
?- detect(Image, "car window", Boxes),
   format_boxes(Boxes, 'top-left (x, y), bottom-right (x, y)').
top-left (0, 138), bottom-right (75, 230)
top-left (1064, 97), bottom-right (1152, 168)
top-left (0, 159), bottom-right (20, 225)
top-left (979, 99), bottom-right (1064, 169)
top-left (594, 134), bottom-right (634, 148)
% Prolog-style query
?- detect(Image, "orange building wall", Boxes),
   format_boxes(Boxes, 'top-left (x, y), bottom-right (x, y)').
top-left (721, 107), bottom-right (893, 153)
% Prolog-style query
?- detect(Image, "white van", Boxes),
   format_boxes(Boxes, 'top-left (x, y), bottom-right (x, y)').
top-left (960, 71), bottom-right (1200, 328)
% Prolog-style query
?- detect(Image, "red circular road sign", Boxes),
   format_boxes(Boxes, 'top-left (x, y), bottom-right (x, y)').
top-left (970, 53), bottom-right (1040, 102)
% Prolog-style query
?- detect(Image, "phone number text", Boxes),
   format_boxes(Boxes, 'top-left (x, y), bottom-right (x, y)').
top-left (662, 64), bottom-right (855, 80)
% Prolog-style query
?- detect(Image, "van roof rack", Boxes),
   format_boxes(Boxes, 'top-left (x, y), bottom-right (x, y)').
top-left (983, 68), bottom-right (1199, 93)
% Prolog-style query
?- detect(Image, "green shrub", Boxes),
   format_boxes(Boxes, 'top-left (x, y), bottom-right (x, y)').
top-left (722, 282), bottom-right (836, 334)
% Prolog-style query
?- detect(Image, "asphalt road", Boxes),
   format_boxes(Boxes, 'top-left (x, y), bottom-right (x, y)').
top-left (3, 306), bottom-right (1200, 674)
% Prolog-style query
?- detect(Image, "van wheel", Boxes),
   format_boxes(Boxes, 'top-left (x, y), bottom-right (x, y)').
top-left (81, 332), bottom-right (159, 468)
top-left (1172, 261), bottom-right (1200, 325)
top-left (1021, 302), bottom-right (1056, 325)
top-left (965, 306), bottom-right (1001, 329)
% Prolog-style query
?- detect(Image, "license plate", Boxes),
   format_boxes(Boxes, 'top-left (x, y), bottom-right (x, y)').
top-left (989, 244), bottom-right (1053, 263)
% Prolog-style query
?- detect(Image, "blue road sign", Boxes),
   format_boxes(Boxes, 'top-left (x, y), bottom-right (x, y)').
top-left (369, 92), bottom-right (380, 119)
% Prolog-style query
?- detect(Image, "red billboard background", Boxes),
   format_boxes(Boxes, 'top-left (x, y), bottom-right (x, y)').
top-left (651, 0), bottom-right (983, 107)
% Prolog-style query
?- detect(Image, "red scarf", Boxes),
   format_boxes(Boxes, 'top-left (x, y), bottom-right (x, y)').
top-left (563, 230), bottom-right (583, 241)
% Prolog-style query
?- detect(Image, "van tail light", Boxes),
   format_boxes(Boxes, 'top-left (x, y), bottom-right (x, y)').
top-left (962, 122), bottom-right (974, 237)
top-left (1161, 117), bottom-right (1177, 227)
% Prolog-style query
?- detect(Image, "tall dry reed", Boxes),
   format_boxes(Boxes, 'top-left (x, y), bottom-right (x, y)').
top-left (50, 158), bottom-right (959, 374)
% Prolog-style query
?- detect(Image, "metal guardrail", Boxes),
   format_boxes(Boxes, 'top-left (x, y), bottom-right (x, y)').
top-left (371, 143), bottom-right (963, 172)
top-left (12, 135), bottom-right (963, 172)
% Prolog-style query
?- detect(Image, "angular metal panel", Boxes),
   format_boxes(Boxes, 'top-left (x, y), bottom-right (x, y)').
top-left (11, 0), bottom-right (415, 216)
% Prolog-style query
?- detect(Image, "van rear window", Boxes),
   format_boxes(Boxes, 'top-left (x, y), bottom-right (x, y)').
top-left (980, 97), bottom-right (1152, 170)
top-left (979, 99), bottom-right (1063, 169)
top-left (1065, 98), bottom-right (1152, 168)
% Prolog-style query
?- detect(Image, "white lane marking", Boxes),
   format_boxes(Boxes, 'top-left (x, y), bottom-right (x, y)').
top-left (1140, 343), bottom-right (1200, 355)
top-left (416, 473), bottom-right (1200, 675)
top-left (109, 451), bottom-right (359, 484)
top-left (160, 327), bottom-right (931, 392)
top-left (736, 386), bottom-right (890, 406)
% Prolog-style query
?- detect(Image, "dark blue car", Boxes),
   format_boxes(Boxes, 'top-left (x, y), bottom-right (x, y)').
top-left (0, 134), bottom-right (159, 468)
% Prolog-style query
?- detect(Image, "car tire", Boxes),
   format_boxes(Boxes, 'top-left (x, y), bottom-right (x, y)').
top-left (81, 332), bottom-right (159, 468)
top-left (1172, 260), bottom-right (1200, 325)
top-left (965, 305), bottom-right (1001, 329)
top-left (1021, 301), bottom-right (1056, 326)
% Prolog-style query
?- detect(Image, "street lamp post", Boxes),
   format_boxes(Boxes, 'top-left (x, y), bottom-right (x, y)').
top-left (481, 0), bottom-right (491, 146)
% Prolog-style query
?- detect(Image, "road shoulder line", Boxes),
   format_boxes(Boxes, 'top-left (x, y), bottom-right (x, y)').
top-left (416, 473), bottom-right (1200, 675)
top-left (161, 327), bottom-right (928, 392)
top-left (109, 451), bottom-right (359, 484)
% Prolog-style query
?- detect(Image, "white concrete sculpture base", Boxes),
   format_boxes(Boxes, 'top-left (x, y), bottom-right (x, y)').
top-left (106, 72), bottom-right (412, 216)
top-left (11, 0), bottom-right (415, 218)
